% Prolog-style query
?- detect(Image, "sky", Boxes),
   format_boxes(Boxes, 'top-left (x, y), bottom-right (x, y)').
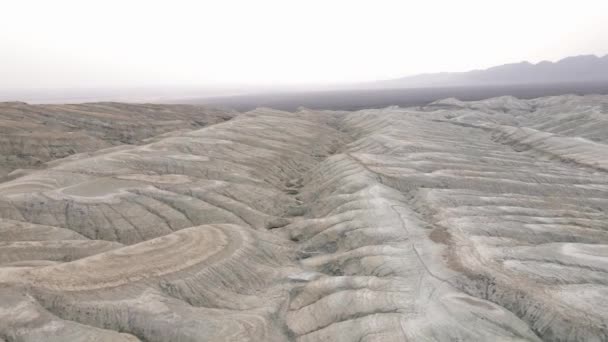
top-left (1, 0), bottom-right (608, 90)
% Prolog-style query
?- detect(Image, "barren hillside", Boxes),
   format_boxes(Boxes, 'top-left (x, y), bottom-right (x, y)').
top-left (0, 95), bottom-right (607, 341)
top-left (0, 102), bottom-right (235, 179)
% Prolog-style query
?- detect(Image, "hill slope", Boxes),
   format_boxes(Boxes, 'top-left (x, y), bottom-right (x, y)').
top-left (0, 95), bottom-right (607, 341)
top-left (0, 102), bottom-right (235, 179)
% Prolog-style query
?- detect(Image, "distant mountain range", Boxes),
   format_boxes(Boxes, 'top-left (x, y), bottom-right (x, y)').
top-left (370, 54), bottom-right (608, 88)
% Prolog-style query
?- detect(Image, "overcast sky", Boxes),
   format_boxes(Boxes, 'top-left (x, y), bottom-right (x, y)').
top-left (1, 0), bottom-right (607, 89)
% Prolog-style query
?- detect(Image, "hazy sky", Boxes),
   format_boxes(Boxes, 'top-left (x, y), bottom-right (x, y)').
top-left (1, 0), bottom-right (608, 89)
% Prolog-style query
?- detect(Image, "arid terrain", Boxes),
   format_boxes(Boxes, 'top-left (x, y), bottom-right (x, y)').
top-left (0, 94), bottom-right (607, 341)
top-left (0, 102), bottom-right (235, 180)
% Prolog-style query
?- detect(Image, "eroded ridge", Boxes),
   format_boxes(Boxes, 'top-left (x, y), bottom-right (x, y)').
top-left (0, 108), bottom-right (345, 341)
top-left (1, 95), bottom-right (608, 341)
top-left (279, 96), bottom-right (608, 341)
top-left (0, 102), bottom-right (236, 180)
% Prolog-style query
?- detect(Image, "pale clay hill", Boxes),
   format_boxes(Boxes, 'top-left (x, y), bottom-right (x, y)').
top-left (0, 95), bottom-right (607, 341)
top-left (0, 102), bottom-right (236, 180)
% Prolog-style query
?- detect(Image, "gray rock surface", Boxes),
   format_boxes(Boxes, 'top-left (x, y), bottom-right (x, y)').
top-left (0, 95), bottom-right (607, 341)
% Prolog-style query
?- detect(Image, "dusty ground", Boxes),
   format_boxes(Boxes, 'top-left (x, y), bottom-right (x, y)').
top-left (0, 95), bottom-right (607, 341)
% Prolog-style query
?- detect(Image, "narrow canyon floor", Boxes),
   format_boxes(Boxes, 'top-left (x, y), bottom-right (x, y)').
top-left (1, 95), bottom-right (607, 341)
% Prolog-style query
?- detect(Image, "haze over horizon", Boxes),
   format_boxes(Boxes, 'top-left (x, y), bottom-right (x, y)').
top-left (2, 0), bottom-right (608, 91)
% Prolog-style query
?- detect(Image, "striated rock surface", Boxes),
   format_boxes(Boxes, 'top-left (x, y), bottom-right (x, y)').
top-left (0, 102), bottom-right (236, 179)
top-left (0, 95), bottom-right (607, 341)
